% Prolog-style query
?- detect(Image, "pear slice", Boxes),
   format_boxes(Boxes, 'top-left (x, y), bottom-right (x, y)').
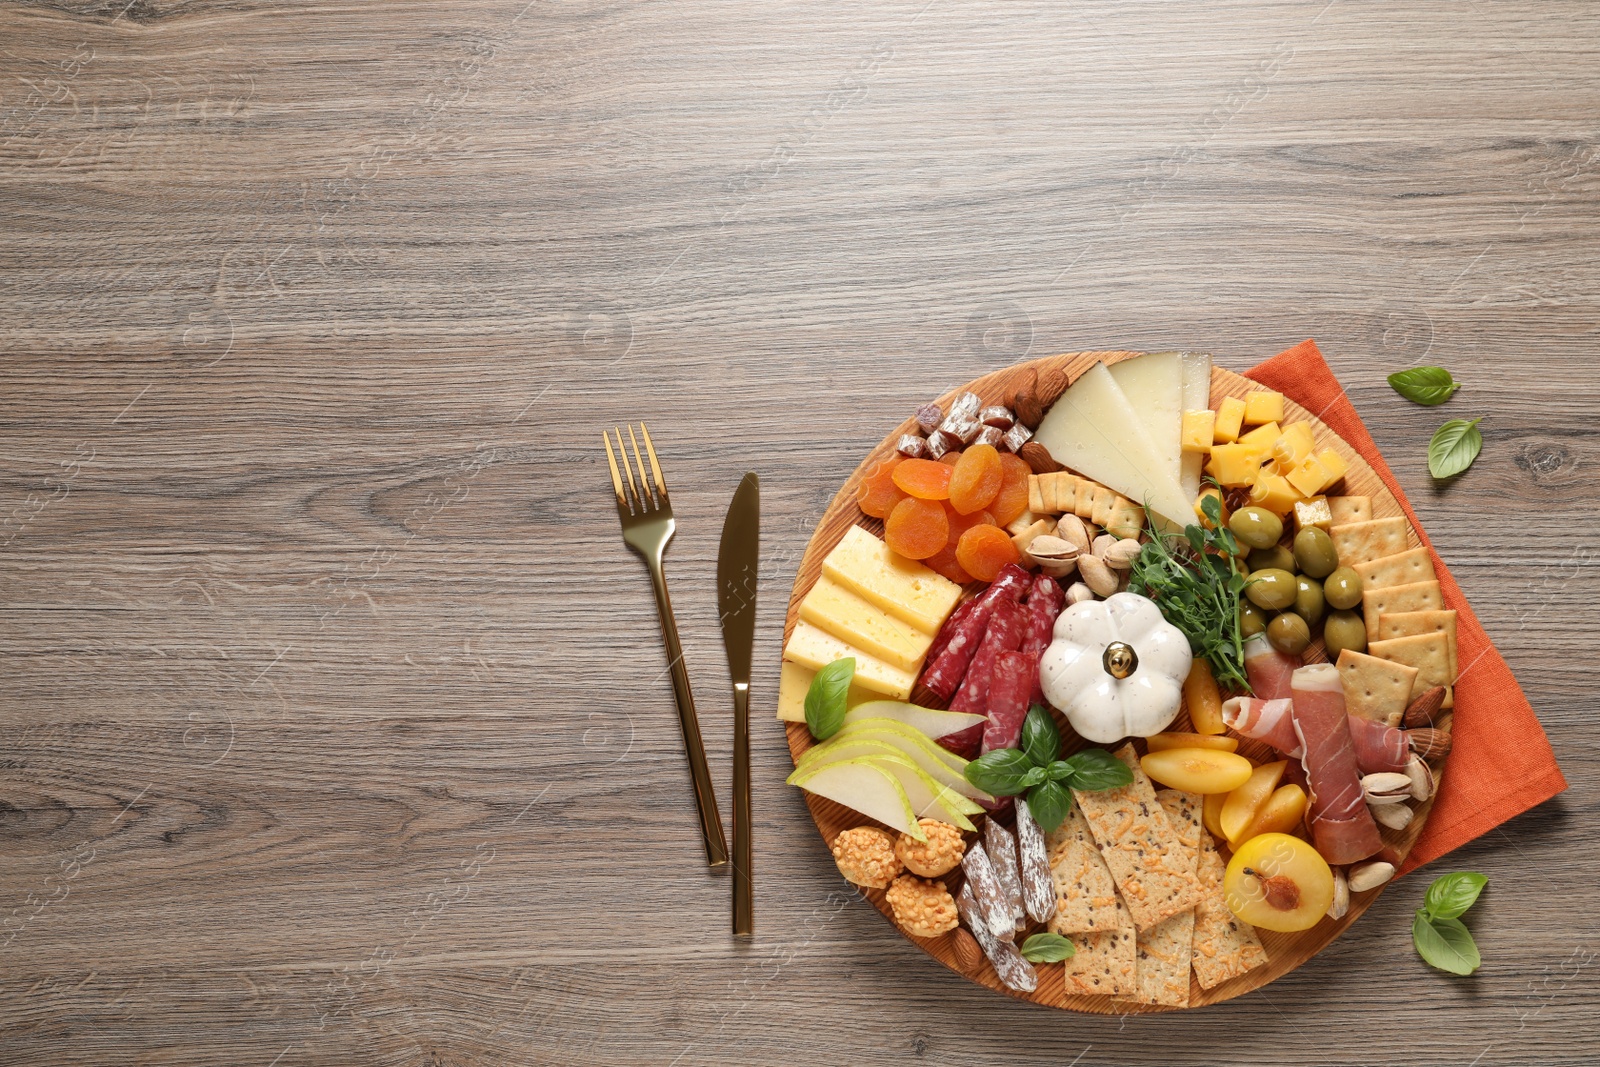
top-left (826, 718), bottom-right (966, 772)
top-left (786, 759), bottom-right (924, 839)
top-left (795, 733), bottom-right (993, 803)
top-left (843, 701), bottom-right (987, 740)
top-left (790, 754), bottom-right (977, 831)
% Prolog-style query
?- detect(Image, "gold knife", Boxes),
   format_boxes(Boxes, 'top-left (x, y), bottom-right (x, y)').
top-left (716, 472), bottom-right (760, 937)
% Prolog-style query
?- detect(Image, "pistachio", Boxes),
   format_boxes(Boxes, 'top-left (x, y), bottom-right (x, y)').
top-left (1092, 533), bottom-right (1118, 559)
top-left (1347, 860), bottom-right (1396, 893)
top-left (1327, 867), bottom-right (1350, 919)
top-left (1055, 514), bottom-right (1091, 553)
top-left (1101, 538), bottom-right (1142, 570)
top-left (1408, 727), bottom-right (1452, 762)
top-left (1024, 535), bottom-right (1080, 579)
top-left (1361, 772), bottom-right (1413, 805)
top-left (1078, 554), bottom-right (1119, 598)
top-left (1405, 754), bottom-right (1436, 802)
top-left (1371, 802), bottom-right (1414, 830)
top-left (1064, 582), bottom-right (1095, 606)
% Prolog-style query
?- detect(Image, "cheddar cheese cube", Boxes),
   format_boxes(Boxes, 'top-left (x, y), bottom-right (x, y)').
top-left (1315, 448), bottom-right (1348, 489)
top-left (1206, 443), bottom-right (1270, 487)
top-left (1249, 472), bottom-right (1302, 516)
top-left (1286, 455), bottom-right (1332, 498)
top-left (1272, 421), bottom-right (1317, 471)
top-left (1292, 495), bottom-right (1334, 533)
top-left (1244, 390), bottom-right (1285, 425)
top-left (1213, 397), bottom-right (1247, 443)
top-left (1181, 410), bottom-right (1215, 453)
top-left (1238, 421), bottom-right (1281, 450)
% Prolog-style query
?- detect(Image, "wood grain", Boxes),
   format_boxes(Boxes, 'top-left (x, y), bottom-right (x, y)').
top-left (2, 0), bottom-right (1598, 1063)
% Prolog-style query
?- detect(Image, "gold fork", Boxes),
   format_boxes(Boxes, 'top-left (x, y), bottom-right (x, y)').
top-left (604, 423), bottom-right (729, 867)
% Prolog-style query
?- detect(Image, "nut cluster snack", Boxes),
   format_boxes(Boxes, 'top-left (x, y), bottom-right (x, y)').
top-left (894, 819), bottom-right (965, 877)
top-left (885, 874), bottom-right (959, 938)
top-left (830, 827), bottom-right (903, 889)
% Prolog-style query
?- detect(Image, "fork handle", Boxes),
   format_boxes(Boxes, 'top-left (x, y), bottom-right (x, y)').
top-left (646, 560), bottom-right (730, 867)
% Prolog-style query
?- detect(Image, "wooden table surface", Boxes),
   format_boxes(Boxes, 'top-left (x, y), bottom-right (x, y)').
top-left (3, 2), bottom-right (1597, 1064)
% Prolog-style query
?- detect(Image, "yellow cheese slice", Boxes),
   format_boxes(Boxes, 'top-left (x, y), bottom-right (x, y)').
top-left (1178, 352), bottom-right (1213, 503)
top-left (799, 575), bottom-right (935, 672)
top-left (1109, 351), bottom-right (1185, 487)
top-left (777, 659), bottom-right (876, 722)
top-left (782, 620), bottom-right (916, 700)
top-left (820, 526), bottom-right (961, 635)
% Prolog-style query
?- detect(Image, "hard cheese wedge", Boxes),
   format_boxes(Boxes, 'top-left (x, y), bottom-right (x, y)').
top-left (1109, 351), bottom-right (1185, 487)
top-left (798, 575), bottom-right (935, 672)
top-left (821, 526), bottom-right (961, 635)
top-left (783, 620), bottom-right (916, 700)
top-left (776, 659), bottom-right (876, 722)
top-left (1178, 352), bottom-right (1213, 503)
top-left (1032, 362), bottom-right (1195, 528)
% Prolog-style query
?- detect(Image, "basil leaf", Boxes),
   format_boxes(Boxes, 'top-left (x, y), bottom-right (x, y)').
top-left (1413, 912), bottom-right (1482, 975)
top-left (1423, 871), bottom-right (1488, 921)
top-left (1062, 748), bottom-right (1135, 792)
top-left (963, 748), bottom-right (1036, 797)
top-left (803, 657), bottom-right (855, 740)
top-left (1046, 760), bottom-right (1076, 782)
top-left (1025, 780), bottom-right (1073, 834)
top-left (1388, 366), bottom-right (1463, 406)
top-left (1019, 931), bottom-right (1076, 963)
top-left (1021, 765), bottom-right (1049, 789)
top-left (1019, 705), bottom-right (1061, 769)
top-left (1428, 418), bottom-right (1484, 480)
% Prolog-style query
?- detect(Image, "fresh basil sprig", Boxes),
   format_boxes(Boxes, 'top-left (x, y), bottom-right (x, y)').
top-left (1020, 931), bottom-right (1076, 963)
top-left (804, 657), bottom-right (855, 740)
top-left (1428, 418), bottom-right (1484, 480)
top-left (1388, 366), bottom-right (1463, 406)
top-left (1413, 871), bottom-right (1487, 975)
top-left (963, 706), bottom-right (1133, 832)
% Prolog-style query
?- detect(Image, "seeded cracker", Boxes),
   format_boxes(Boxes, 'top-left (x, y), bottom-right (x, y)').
top-left (1190, 825), bottom-right (1268, 989)
top-left (1072, 745), bottom-right (1203, 931)
top-left (1047, 836), bottom-right (1128, 935)
top-left (1060, 924), bottom-right (1138, 998)
top-left (1114, 790), bottom-right (1204, 1007)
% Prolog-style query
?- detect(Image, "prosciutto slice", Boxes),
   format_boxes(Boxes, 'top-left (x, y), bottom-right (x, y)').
top-left (1290, 664), bottom-right (1383, 865)
top-left (1221, 696), bottom-right (1302, 758)
top-left (1244, 633), bottom-right (1299, 700)
top-left (1346, 715), bottom-right (1409, 775)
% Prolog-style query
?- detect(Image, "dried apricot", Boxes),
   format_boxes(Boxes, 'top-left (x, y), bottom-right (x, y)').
top-left (857, 457), bottom-right (907, 519)
top-left (923, 543), bottom-right (975, 585)
top-left (892, 458), bottom-right (953, 501)
top-left (945, 506), bottom-right (996, 546)
top-left (955, 523), bottom-right (1021, 582)
top-left (948, 444), bottom-right (1003, 515)
top-left (989, 453), bottom-right (1032, 526)
top-left (885, 497), bottom-right (950, 560)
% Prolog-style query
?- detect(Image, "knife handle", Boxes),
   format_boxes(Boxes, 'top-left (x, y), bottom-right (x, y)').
top-left (732, 681), bottom-right (753, 937)
top-left (646, 561), bottom-right (729, 867)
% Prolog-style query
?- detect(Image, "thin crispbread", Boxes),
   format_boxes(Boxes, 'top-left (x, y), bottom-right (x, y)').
top-left (1190, 826), bottom-right (1268, 989)
top-left (1044, 803), bottom-right (1095, 856)
top-left (1118, 790), bottom-right (1205, 1008)
top-left (1362, 579), bottom-right (1444, 640)
top-left (1327, 495), bottom-right (1372, 525)
top-left (1329, 517), bottom-right (1410, 566)
top-left (1377, 609), bottom-right (1458, 678)
top-left (1072, 745), bottom-right (1203, 931)
top-left (1060, 924), bottom-right (1138, 998)
top-left (1353, 546), bottom-right (1436, 593)
top-left (1336, 649), bottom-right (1419, 727)
top-left (1047, 839), bottom-right (1129, 936)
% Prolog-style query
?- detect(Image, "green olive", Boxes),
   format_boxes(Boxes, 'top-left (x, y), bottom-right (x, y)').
top-left (1294, 576), bottom-right (1326, 628)
top-left (1323, 609), bottom-right (1367, 659)
top-left (1228, 506), bottom-right (1285, 551)
top-left (1324, 566), bottom-right (1363, 611)
top-left (1244, 567), bottom-right (1298, 611)
top-left (1239, 599), bottom-right (1267, 638)
top-left (1267, 612), bottom-right (1311, 656)
top-left (1292, 527), bottom-right (1339, 579)
top-left (1248, 545), bottom-right (1297, 574)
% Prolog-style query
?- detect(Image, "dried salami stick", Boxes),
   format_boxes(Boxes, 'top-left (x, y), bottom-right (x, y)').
top-left (959, 842), bottom-right (1015, 939)
top-left (1013, 796), bottom-right (1057, 924)
top-left (920, 564), bottom-right (1030, 700)
top-left (957, 885), bottom-right (1038, 993)
top-left (984, 817), bottom-right (1026, 926)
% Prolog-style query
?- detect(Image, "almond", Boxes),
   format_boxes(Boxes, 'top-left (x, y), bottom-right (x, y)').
top-left (1037, 366), bottom-right (1069, 407)
top-left (1407, 727), bottom-right (1452, 762)
top-left (1402, 686), bottom-right (1446, 729)
top-left (1011, 369), bottom-right (1042, 428)
top-left (1018, 440), bottom-right (1063, 474)
top-left (951, 928), bottom-right (982, 973)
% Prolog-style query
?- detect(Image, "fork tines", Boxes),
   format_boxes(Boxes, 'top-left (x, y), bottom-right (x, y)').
top-left (604, 422), bottom-right (669, 514)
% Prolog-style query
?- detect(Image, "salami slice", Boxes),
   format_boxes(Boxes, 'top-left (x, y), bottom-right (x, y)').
top-left (941, 598), bottom-right (1028, 757)
top-left (984, 818), bottom-right (1027, 926)
top-left (1018, 575), bottom-right (1065, 706)
top-left (981, 651), bottom-right (1033, 755)
top-left (1013, 797), bottom-right (1057, 924)
top-left (959, 842), bottom-right (1015, 939)
top-left (919, 564), bottom-right (1030, 699)
top-left (957, 885), bottom-right (1038, 993)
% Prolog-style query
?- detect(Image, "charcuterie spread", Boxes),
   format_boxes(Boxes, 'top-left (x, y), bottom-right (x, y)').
top-left (780, 351), bottom-right (1461, 1011)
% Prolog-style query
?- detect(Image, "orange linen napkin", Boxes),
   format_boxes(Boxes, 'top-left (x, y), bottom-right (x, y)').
top-left (1246, 339), bottom-right (1567, 875)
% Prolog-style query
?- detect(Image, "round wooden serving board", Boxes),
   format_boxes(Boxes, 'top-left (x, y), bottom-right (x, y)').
top-left (782, 350), bottom-right (1447, 1013)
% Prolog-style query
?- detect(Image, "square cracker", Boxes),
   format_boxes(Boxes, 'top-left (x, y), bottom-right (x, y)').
top-left (1061, 925), bottom-right (1138, 997)
top-left (1330, 517), bottom-right (1410, 566)
top-left (1378, 609), bottom-right (1458, 677)
top-left (1362, 579), bottom-right (1445, 640)
top-left (1117, 790), bottom-right (1206, 1007)
top-left (1337, 649), bottom-right (1418, 726)
top-left (1027, 475), bottom-right (1047, 515)
top-left (1328, 496), bottom-right (1372, 524)
top-left (1072, 745), bottom-right (1204, 931)
top-left (1048, 839), bottom-right (1130, 936)
top-left (1369, 632), bottom-right (1455, 699)
top-left (1353, 546), bottom-right (1436, 592)
top-left (1191, 827), bottom-right (1267, 989)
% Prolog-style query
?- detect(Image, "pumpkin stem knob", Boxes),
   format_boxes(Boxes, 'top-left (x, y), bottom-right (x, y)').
top-left (1102, 640), bottom-right (1138, 679)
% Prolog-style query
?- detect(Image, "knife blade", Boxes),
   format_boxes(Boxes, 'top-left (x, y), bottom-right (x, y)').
top-left (716, 471), bottom-right (759, 937)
